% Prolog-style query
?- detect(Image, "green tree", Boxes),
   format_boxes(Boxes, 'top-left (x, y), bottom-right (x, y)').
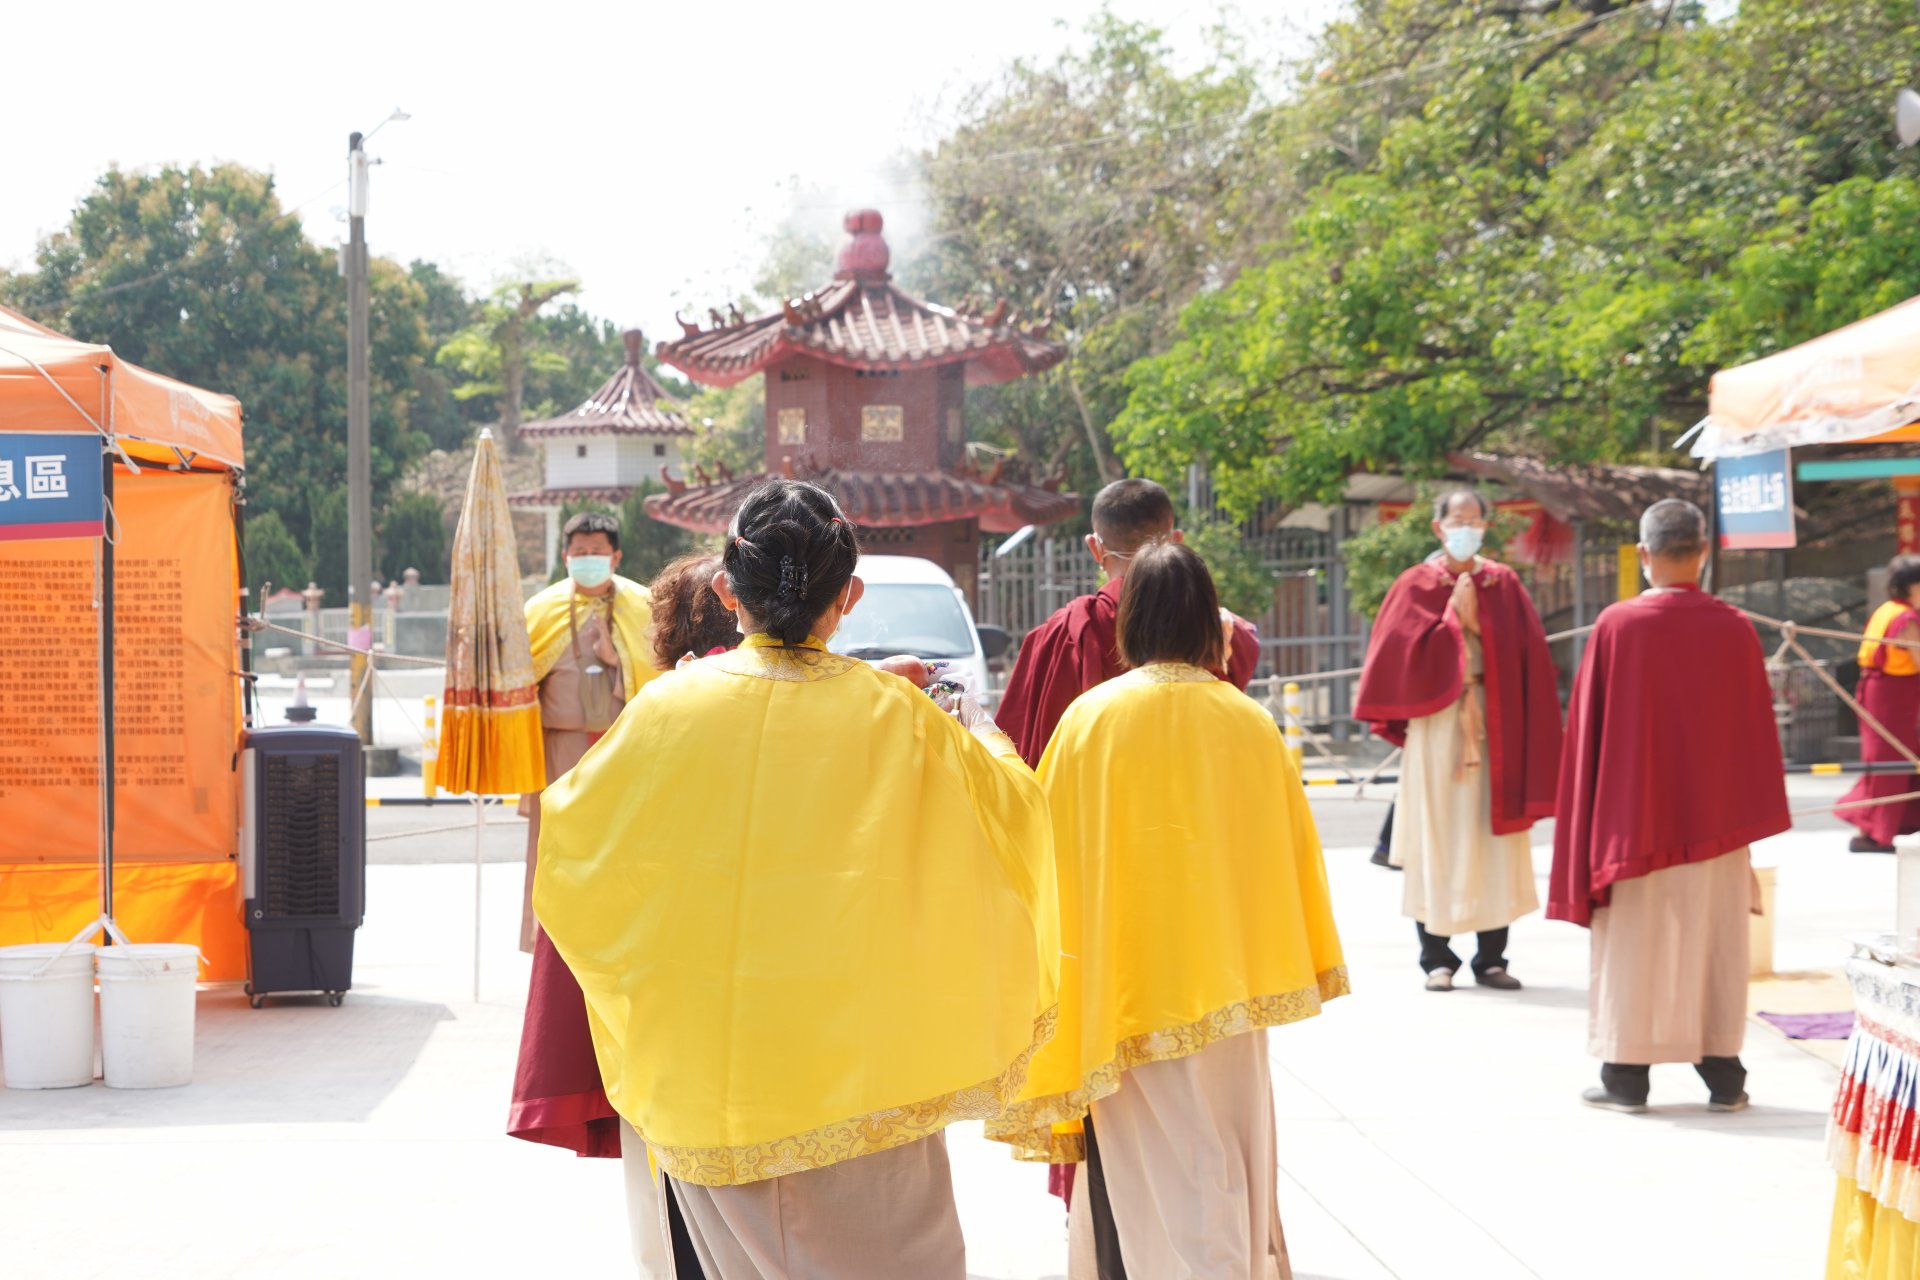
top-left (242, 510), bottom-right (310, 601)
top-left (618, 481), bottom-right (701, 585)
top-left (0, 163), bottom-right (433, 547)
top-left (908, 16), bottom-right (1272, 492)
top-left (378, 491), bottom-right (450, 584)
top-left (1110, 0), bottom-right (1920, 517)
top-left (406, 260), bottom-right (483, 451)
top-left (310, 488), bottom-right (349, 600)
top-left (434, 277), bottom-right (580, 447)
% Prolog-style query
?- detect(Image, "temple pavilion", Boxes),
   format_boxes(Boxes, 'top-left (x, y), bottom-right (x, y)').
top-left (508, 329), bottom-right (693, 556)
top-left (646, 209), bottom-right (1075, 601)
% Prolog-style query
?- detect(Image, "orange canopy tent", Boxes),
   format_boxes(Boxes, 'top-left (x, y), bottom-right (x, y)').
top-left (0, 304), bottom-right (249, 979)
top-left (1692, 294), bottom-right (1920, 458)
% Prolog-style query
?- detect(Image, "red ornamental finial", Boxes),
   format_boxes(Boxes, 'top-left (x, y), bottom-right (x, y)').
top-left (835, 209), bottom-right (891, 281)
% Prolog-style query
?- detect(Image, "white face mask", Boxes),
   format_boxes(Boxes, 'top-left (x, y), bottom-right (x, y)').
top-left (1442, 526), bottom-right (1484, 562)
top-left (567, 555), bottom-right (613, 589)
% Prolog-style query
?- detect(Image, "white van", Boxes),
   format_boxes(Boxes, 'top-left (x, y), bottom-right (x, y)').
top-left (829, 555), bottom-right (1010, 703)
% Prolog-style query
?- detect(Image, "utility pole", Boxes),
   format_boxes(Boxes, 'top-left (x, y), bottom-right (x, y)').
top-left (346, 131), bottom-right (373, 745)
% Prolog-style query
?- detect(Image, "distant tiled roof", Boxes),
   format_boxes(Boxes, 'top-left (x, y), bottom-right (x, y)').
top-left (505, 486), bottom-right (637, 509)
top-left (520, 330), bottom-right (693, 440)
top-left (656, 210), bottom-right (1067, 389)
top-left (645, 464), bottom-right (1078, 535)
top-left (1447, 451), bottom-right (1710, 523)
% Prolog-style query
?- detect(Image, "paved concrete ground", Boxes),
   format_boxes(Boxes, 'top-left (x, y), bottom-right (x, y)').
top-left (0, 779), bottom-right (1887, 1279)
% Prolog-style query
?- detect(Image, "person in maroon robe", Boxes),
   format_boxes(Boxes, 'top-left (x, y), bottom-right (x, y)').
top-left (995, 476), bottom-right (1259, 1212)
top-left (997, 478), bottom-right (1260, 765)
top-left (1550, 499), bottom-right (1788, 1113)
top-left (1839, 554), bottom-right (1920, 852)
top-left (1353, 488), bottom-right (1561, 990)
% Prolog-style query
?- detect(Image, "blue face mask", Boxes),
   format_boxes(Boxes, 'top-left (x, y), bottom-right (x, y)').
top-left (567, 555), bottom-right (613, 589)
top-left (1442, 526), bottom-right (1484, 562)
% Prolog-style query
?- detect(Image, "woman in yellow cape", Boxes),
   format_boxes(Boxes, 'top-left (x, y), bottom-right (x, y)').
top-left (535, 480), bottom-right (1058, 1280)
top-left (988, 542), bottom-right (1347, 1280)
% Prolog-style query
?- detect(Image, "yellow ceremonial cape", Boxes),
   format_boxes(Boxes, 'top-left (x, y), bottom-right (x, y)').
top-left (524, 574), bottom-right (659, 695)
top-left (534, 635), bottom-right (1060, 1187)
top-left (988, 662), bottom-right (1348, 1162)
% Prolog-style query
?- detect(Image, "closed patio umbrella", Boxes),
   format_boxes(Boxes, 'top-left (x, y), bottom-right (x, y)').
top-left (439, 428), bottom-right (545, 996)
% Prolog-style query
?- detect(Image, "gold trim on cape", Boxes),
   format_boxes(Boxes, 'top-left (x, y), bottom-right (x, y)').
top-left (709, 634), bottom-right (859, 683)
top-left (1128, 662), bottom-right (1219, 685)
top-left (645, 1005), bottom-right (1060, 1187)
top-left (986, 968), bottom-right (1351, 1163)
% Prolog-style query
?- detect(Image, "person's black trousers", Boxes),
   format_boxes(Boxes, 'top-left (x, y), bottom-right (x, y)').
top-left (1601, 1057), bottom-right (1747, 1105)
top-left (1415, 921), bottom-right (1508, 975)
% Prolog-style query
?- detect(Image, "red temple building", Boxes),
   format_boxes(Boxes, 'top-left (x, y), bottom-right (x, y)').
top-left (647, 209), bottom-right (1075, 600)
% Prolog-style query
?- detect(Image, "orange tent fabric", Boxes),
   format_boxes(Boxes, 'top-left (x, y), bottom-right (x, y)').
top-left (0, 305), bottom-right (243, 468)
top-left (1695, 294), bottom-right (1920, 458)
top-left (0, 305), bottom-right (247, 979)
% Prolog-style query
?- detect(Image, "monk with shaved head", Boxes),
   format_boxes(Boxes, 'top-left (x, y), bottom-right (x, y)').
top-left (1550, 498), bottom-right (1789, 1113)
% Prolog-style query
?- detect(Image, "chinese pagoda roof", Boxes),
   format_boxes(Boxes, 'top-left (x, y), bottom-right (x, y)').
top-left (520, 330), bottom-right (693, 439)
top-left (505, 485), bottom-right (640, 509)
top-left (655, 210), bottom-right (1068, 390)
top-left (644, 458), bottom-right (1078, 535)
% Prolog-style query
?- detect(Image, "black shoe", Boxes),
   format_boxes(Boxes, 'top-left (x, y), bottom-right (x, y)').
top-left (1581, 1086), bottom-right (1647, 1114)
top-left (1474, 965), bottom-right (1522, 991)
top-left (1850, 836), bottom-right (1896, 854)
top-left (1370, 846), bottom-right (1399, 869)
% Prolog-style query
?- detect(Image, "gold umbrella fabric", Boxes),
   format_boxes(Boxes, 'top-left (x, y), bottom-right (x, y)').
top-left (438, 429), bottom-right (545, 794)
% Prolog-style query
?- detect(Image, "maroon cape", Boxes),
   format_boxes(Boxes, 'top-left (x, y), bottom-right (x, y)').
top-left (1353, 557), bottom-right (1561, 835)
top-left (997, 577), bottom-right (1260, 767)
top-left (1840, 670), bottom-right (1920, 844)
top-left (507, 927), bottom-right (621, 1157)
top-left (1547, 585), bottom-right (1789, 927)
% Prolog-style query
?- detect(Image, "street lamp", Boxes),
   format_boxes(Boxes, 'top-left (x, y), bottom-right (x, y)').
top-left (345, 109), bottom-right (408, 744)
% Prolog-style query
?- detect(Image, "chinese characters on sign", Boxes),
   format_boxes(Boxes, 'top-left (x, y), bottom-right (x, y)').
top-left (1715, 449), bottom-right (1797, 551)
top-left (860, 404), bottom-right (905, 442)
top-left (0, 556), bottom-right (189, 804)
top-left (0, 433), bottom-right (102, 541)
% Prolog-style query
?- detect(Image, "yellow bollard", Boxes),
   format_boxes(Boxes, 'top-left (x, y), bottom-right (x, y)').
top-left (1283, 681), bottom-right (1304, 770)
top-left (422, 695), bottom-right (438, 797)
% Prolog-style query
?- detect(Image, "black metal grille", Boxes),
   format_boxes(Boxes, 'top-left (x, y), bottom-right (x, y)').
top-left (260, 754), bottom-right (342, 920)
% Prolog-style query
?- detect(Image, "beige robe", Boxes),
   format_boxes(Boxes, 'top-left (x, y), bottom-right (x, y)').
top-left (1392, 635), bottom-right (1538, 935)
top-left (665, 1134), bottom-right (965, 1280)
top-left (1590, 846), bottom-right (1754, 1064)
top-left (519, 613), bottom-right (627, 953)
top-left (1069, 1030), bottom-right (1290, 1280)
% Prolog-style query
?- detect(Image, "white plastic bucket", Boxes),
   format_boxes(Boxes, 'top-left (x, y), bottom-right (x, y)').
top-left (0, 942), bottom-right (99, 1089)
top-left (96, 944), bottom-right (200, 1089)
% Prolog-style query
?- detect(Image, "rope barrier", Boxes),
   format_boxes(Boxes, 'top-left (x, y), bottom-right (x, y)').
top-left (247, 616), bottom-right (446, 667)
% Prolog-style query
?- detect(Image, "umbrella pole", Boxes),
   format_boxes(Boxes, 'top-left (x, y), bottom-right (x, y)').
top-left (472, 793), bottom-right (485, 1003)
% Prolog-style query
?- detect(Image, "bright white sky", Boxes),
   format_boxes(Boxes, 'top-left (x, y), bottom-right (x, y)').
top-left (4, 0), bottom-right (1345, 340)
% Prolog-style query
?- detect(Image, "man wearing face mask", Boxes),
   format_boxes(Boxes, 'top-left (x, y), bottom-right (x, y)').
top-left (1550, 499), bottom-right (1786, 1112)
top-left (997, 478), bottom-right (1261, 768)
top-left (1353, 489), bottom-right (1562, 992)
top-left (518, 511), bottom-right (658, 954)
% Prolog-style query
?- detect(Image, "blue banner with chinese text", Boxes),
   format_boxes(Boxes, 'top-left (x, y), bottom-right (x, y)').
top-left (0, 433), bottom-right (105, 542)
top-left (1715, 449), bottom-right (1796, 550)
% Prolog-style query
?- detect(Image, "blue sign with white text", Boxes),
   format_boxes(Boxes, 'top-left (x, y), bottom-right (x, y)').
top-left (1715, 449), bottom-right (1796, 550)
top-left (0, 433), bottom-right (105, 542)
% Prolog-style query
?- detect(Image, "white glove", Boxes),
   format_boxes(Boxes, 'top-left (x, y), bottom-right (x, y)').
top-left (925, 661), bottom-right (1002, 740)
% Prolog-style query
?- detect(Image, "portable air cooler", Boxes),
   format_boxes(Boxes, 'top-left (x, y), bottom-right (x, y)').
top-left (240, 725), bottom-right (365, 1007)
